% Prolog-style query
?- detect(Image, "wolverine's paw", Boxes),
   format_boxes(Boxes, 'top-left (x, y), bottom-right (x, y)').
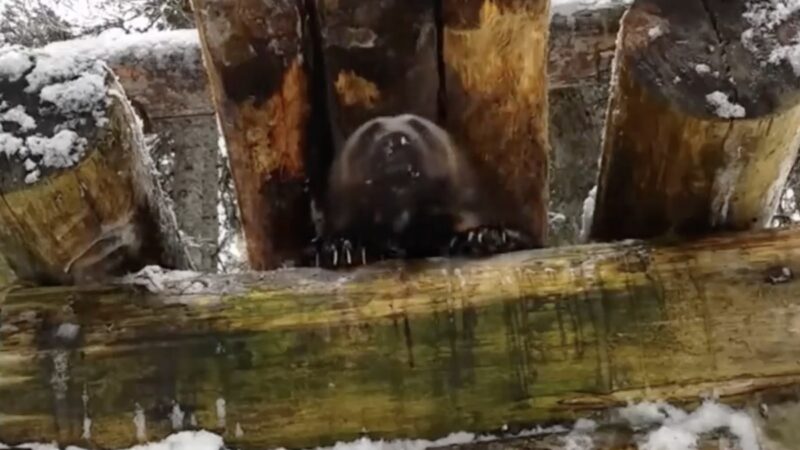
top-left (306, 236), bottom-right (405, 269)
top-left (447, 226), bottom-right (536, 257)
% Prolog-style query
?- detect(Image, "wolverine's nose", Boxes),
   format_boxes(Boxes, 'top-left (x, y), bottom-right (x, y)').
top-left (379, 132), bottom-right (411, 157)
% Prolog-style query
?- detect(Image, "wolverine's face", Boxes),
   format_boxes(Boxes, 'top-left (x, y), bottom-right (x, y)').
top-left (333, 114), bottom-right (460, 192)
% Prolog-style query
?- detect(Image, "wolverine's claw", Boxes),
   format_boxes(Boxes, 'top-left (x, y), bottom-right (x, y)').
top-left (447, 225), bottom-right (535, 257)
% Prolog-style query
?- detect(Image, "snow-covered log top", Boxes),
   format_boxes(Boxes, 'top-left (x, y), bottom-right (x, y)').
top-left (3, 29), bottom-right (210, 122)
top-left (0, 45), bottom-right (114, 187)
top-left (622, 0), bottom-right (800, 119)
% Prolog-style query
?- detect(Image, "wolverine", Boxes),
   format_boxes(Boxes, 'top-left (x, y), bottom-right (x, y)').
top-left (306, 114), bottom-right (536, 268)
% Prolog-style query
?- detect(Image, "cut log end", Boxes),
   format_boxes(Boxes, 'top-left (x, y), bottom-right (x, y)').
top-left (0, 47), bottom-right (192, 284)
top-left (590, 0), bottom-right (800, 241)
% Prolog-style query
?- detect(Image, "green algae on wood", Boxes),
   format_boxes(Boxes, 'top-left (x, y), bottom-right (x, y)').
top-left (1, 228), bottom-right (800, 448)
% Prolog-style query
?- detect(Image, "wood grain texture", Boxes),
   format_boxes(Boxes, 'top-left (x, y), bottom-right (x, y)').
top-left (313, 0), bottom-right (439, 149)
top-left (442, 0), bottom-right (551, 246)
top-left (0, 54), bottom-right (191, 285)
top-left (590, 0), bottom-right (800, 241)
top-left (1, 227), bottom-right (800, 448)
top-left (191, 0), bottom-right (315, 270)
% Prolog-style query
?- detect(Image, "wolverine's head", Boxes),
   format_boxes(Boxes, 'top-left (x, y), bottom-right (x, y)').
top-left (329, 114), bottom-right (462, 193)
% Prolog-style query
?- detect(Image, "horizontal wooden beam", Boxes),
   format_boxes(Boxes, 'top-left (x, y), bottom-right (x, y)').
top-left (0, 225), bottom-right (798, 449)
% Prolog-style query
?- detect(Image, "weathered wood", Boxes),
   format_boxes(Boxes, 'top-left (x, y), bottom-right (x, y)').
top-left (442, 0), bottom-right (552, 246)
top-left (0, 47), bottom-right (192, 285)
top-left (191, 0), bottom-right (315, 270)
top-left (313, 0), bottom-right (439, 149)
top-left (590, 0), bottom-right (800, 241)
top-left (23, 1), bottom-right (624, 124)
top-left (548, 85), bottom-right (609, 246)
top-left (150, 115), bottom-right (220, 272)
top-left (549, 0), bottom-right (628, 89)
top-left (1, 226), bottom-right (800, 448)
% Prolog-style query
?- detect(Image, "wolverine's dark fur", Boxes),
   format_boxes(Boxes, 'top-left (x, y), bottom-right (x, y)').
top-left (306, 114), bottom-right (535, 268)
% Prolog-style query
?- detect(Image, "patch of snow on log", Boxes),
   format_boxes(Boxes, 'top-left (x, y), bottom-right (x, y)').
top-left (706, 91), bottom-right (746, 118)
top-left (36, 28), bottom-right (202, 75)
top-left (1, 105), bottom-right (36, 132)
top-left (0, 43), bottom-right (111, 184)
top-left (0, 46), bottom-right (33, 82)
top-left (742, 0), bottom-right (800, 76)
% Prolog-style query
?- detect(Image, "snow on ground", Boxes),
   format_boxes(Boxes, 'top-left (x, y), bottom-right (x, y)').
top-left (0, 400), bottom-right (762, 450)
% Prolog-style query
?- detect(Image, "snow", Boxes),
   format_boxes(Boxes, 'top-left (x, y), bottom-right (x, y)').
top-left (34, 28), bottom-right (201, 77)
top-left (642, 403), bottom-right (758, 450)
top-left (742, 0), bottom-right (800, 76)
top-left (706, 91), bottom-right (746, 118)
top-left (1, 105), bottom-right (36, 131)
top-left (579, 185), bottom-right (597, 242)
top-left (0, 133), bottom-right (23, 157)
top-left (40, 72), bottom-right (107, 114)
top-left (0, 46), bottom-right (33, 82)
top-left (648, 26), bottom-right (664, 40)
top-left (694, 63), bottom-right (711, 75)
top-left (27, 130), bottom-right (89, 168)
top-left (0, 400), bottom-right (765, 450)
top-left (55, 323), bottom-right (81, 342)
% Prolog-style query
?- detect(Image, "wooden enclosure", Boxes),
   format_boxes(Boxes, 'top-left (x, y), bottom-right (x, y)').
top-left (2, 0), bottom-right (800, 449)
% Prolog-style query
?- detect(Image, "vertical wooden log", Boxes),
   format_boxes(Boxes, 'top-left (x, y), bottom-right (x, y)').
top-left (191, 0), bottom-right (315, 270)
top-left (151, 115), bottom-right (221, 272)
top-left (442, 0), bottom-right (552, 246)
top-left (590, 0), bottom-right (800, 241)
top-left (0, 47), bottom-right (193, 284)
top-left (312, 0), bottom-right (440, 149)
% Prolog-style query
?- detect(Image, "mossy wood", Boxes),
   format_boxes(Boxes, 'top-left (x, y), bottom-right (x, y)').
top-left (442, 0), bottom-right (551, 247)
top-left (1, 227), bottom-right (800, 448)
top-left (590, 0), bottom-right (800, 242)
top-left (0, 54), bottom-right (191, 285)
top-left (191, 0), bottom-right (315, 270)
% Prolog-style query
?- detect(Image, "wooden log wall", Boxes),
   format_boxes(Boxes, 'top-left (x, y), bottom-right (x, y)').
top-left (0, 47), bottom-right (193, 285)
top-left (191, 0), bottom-right (315, 271)
top-left (0, 226), bottom-right (799, 448)
top-left (589, 0), bottom-right (800, 241)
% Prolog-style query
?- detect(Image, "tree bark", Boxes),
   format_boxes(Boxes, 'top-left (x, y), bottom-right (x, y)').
top-left (190, 0), bottom-right (315, 270)
top-left (312, 0), bottom-right (439, 150)
top-left (0, 49), bottom-right (192, 285)
top-left (1, 226), bottom-right (800, 448)
top-left (590, 0), bottom-right (800, 241)
top-left (442, 0), bottom-right (551, 246)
